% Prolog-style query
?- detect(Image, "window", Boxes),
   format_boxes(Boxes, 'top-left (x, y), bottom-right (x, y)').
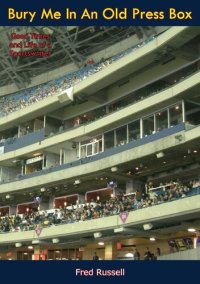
top-left (104, 130), bottom-right (114, 150)
top-left (143, 115), bottom-right (155, 137)
top-left (185, 101), bottom-right (200, 126)
top-left (155, 110), bottom-right (168, 132)
top-left (116, 125), bottom-right (127, 146)
top-left (169, 103), bottom-right (182, 127)
top-left (128, 120), bottom-right (140, 141)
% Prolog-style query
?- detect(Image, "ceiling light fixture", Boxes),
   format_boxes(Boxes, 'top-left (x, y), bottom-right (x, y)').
top-left (125, 252), bottom-right (134, 258)
top-left (188, 228), bottom-right (196, 233)
top-left (52, 238), bottom-right (60, 244)
top-left (15, 243), bottom-right (22, 248)
top-left (150, 237), bottom-right (156, 241)
top-left (74, 179), bottom-right (81, 185)
top-left (94, 232), bottom-right (102, 238)
top-left (143, 223), bottom-right (153, 230)
top-left (156, 152), bottom-right (164, 158)
top-left (40, 187), bottom-right (46, 192)
top-left (111, 166), bottom-right (118, 172)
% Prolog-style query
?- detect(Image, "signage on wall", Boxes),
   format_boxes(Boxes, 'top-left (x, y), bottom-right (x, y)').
top-left (35, 225), bottom-right (43, 237)
top-left (119, 212), bottom-right (129, 223)
top-left (26, 156), bottom-right (43, 165)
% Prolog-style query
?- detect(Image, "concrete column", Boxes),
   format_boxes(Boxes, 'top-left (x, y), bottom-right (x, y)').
top-left (104, 241), bottom-right (116, 260)
top-left (140, 118), bottom-right (143, 138)
top-left (49, 196), bottom-right (55, 209)
top-left (18, 125), bottom-right (21, 138)
top-left (32, 245), bottom-right (46, 260)
top-left (43, 115), bottom-right (46, 128)
top-left (167, 108), bottom-right (170, 128)
top-left (34, 245), bottom-right (41, 255)
top-left (59, 148), bottom-right (63, 165)
top-left (182, 99), bottom-right (185, 123)
top-left (32, 245), bottom-right (41, 260)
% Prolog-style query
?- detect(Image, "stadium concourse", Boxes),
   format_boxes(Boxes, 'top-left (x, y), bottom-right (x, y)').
top-left (0, 26), bottom-right (200, 260)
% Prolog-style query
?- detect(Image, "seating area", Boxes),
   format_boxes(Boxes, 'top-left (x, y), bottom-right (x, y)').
top-left (0, 179), bottom-right (199, 234)
top-left (0, 36), bottom-right (156, 117)
top-left (0, 59), bottom-right (198, 148)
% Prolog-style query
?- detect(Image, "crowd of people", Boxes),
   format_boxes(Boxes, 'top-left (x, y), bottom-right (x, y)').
top-left (0, 36), bottom-right (155, 117)
top-left (133, 247), bottom-right (161, 260)
top-left (0, 179), bottom-right (199, 234)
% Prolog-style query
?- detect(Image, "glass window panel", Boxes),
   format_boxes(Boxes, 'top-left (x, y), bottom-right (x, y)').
top-left (81, 145), bottom-right (86, 158)
top-left (169, 103), bottom-right (182, 127)
top-left (116, 125), bottom-right (127, 146)
top-left (99, 140), bottom-right (102, 152)
top-left (155, 109), bottom-right (168, 132)
top-left (143, 115), bottom-right (155, 137)
top-left (86, 144), bottom-right (92, 156)
top-left (93, 142), bottom-right (98, 154)
top-left (94, 140), bottom-right (103, 154)
top-left (104, 130), bottom-right (114, 150)
top-left (128, 120), bottom-right (140, 141)
top-left (185, 101), bottom-right (200, 126)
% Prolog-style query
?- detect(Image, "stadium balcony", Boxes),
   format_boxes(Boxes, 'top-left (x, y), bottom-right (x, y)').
top-left (0, 69), bottom-right (199, 160)
top-left (0, 121), bottom-right (199, 193)
top-left (0, 26), bottom-right (198, 131)
top-left (0, 187), bottom-right (200, 246)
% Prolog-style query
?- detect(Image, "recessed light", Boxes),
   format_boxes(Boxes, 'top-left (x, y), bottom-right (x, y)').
top-left (33, 152), bottom-right (42, 157)
top-left (12, 159), bottom-right (20, 163)
top-left (23, 252), bottom-right (28, 255)
top-left (111, 166), bottom-right (118, 172)
top-left (193, 150), bottom-right (198, 153)
top-left (188, 228), bottom-right (196, 232)
top-left (28, 246), bottom-right (33, 250)
top-left (150, 237), bottom-right (156, 241)
top-left (125, 252), bottom-right (133, 257)
top-left (98, 242), bottom-right (104, 246)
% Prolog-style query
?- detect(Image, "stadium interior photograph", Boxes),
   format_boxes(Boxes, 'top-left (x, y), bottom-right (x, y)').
top-left (0, 26), bottom-right (199, 260)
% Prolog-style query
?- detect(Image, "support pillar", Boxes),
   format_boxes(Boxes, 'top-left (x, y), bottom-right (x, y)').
top-left (104, 241), bottom-right (116, 260)
top-left (32, 245), bottom-right (46, 260)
